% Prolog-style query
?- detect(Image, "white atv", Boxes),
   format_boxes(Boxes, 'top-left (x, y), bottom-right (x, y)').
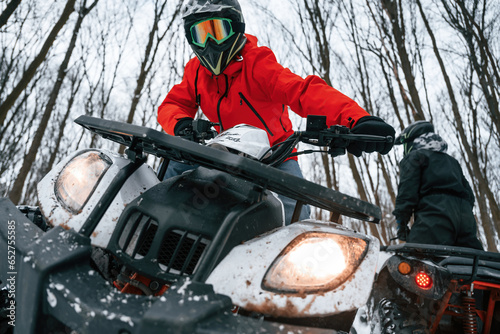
top-left (1, 115), bottom-right (498, 334)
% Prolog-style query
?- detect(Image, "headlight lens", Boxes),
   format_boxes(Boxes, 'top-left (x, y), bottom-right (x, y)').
top-left (56, 151), bottom-right (111, 213)
top-left (262, 232), bottom-right (368, 293)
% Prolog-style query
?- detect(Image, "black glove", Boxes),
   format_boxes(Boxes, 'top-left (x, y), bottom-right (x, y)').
top-left (174, 117), bottom-right (194, 137)
top-left (396, 219), bottom-right (410, 241)
top-left (348, 116), bottom-right (395, 157)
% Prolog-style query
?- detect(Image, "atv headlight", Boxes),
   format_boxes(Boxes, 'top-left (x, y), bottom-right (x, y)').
top-left (56, 151), bottom-right (111, 213)
top-left (262, 232), bottom-right (368, 293)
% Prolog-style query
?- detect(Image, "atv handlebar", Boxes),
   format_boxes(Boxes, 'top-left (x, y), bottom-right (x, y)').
top-left (297, 126), bottom-right (394, 146)
top-left (298, 115), bottom-right (394, 146)
top-left (259, 115), bottom-right (394, 166)
top-left (185, 116), bottom-right (393, 167)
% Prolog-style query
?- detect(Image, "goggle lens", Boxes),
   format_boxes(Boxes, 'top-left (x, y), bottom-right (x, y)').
top-left (190, 18), bottom-right (234, 47)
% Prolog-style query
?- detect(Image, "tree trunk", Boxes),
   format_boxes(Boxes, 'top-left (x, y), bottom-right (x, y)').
top-left (9, 1), bottom-right (94, 204)
top-left (452, 0), bottom-right (500, 145)
top-left (118, 0), bottom-right (183, 154)
top-left (321, 150), bottom-right (334, 190)
top-left (0, 0), bottom-right (76, 128)
top-left (348, 154), bottom-right (382, 240)
top-left (0, 0), bottom-right (22, 28)
top-left (45, 75), bottom-right (83, 174)
top-left (380, 0), bottom-right (425, 121)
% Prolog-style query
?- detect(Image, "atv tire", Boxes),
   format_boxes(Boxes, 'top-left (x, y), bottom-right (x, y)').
top-left (377, 298), bottom-right (429, 334)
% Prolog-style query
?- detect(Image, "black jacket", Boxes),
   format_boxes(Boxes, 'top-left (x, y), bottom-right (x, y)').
top-left (393, 133), bottom-right (474, 222)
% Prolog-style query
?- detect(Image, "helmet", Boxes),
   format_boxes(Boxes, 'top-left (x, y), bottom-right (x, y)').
top-left (207, 124), bottom-right (271, 160)
top-left (394, 121), bottom-right (434, 145)
top-left (183, 0), bottom-right (246, 76)
top-left (395, 120), bottom-right (434, 156)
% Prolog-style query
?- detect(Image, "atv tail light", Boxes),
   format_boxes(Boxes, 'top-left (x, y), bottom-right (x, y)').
top-left (398, 261), bottom-right (412, 275)
top-left (56, 151), bottom-right (111, 213)
top-left (415, 272), bottom-right (432, 289)
top-left (262, 232), bottom-right (368, 293)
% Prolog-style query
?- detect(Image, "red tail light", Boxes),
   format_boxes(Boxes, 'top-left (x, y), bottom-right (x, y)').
top-left (415, 272), bottom-right (433, 289)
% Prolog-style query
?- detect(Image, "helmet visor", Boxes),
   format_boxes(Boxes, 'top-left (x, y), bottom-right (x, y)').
top-left (190, 18), bottom-right (234, 47)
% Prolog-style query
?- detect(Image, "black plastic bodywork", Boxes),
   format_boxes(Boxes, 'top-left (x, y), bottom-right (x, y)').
top-left (385, 254), bottom-right (452, 300)
top-left (0, 198), bottom-right (338, 334)
top-left (384, 243), bottom-right (500, 284)
top-left (107, 167), bottom-right (284, 283)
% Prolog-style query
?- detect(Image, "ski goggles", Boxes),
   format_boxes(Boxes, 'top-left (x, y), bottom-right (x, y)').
top-left (190, 18), bottom-right (235, 47)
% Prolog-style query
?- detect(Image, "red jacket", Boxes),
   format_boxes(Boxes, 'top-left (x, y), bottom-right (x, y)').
top-left (158, 34), bottom-right (369, 147)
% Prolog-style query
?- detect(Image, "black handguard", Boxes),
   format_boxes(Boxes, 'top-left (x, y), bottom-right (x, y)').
top-left (291, 116), bottom-right (393, 160)
top-left (174, 118), bottom-right (217, 142)
top-left (348, 116), bottom-right (395, 156)
top-left (174, 117), bottom-right (194, 139)
top-left (191, 119), bottom-right (218, 142)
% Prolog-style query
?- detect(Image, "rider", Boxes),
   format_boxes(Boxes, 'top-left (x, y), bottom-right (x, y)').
top-left (392, 121), bottom-right (483, 250)
top-left (157, 0), bottom-right (395, 224)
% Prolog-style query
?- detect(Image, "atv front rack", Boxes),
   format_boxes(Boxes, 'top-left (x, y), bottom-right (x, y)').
top-left (75, 115), bottom-right (382, 223)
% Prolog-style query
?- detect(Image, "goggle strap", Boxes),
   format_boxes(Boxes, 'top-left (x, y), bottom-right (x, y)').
top-left (231, 21), bottom-right (245, 33)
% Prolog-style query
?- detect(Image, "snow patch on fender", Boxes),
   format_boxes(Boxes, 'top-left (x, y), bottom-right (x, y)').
top-left (47, 289), bottom-right (57, 308)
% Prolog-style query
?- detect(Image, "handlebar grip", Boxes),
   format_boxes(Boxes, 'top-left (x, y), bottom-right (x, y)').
top-left (342, 133), bottom-right (394, 143)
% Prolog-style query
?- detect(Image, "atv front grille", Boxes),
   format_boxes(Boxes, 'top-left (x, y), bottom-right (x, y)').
top-left (118, 211), bottom-right (211, 277)
top-left (157, 230), bottom-right (210, 276)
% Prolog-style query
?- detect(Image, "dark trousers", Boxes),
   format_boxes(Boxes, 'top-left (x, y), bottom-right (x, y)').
top-left (407, 194), bottom-right (483, 250)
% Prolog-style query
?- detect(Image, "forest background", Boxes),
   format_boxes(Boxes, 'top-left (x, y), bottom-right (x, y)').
top-left (1, 0), bottom-right (499, 251)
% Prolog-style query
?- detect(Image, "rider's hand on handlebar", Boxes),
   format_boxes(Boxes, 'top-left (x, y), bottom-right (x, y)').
top-left (174, 117), bottom-right (194, 138)
top-left (348, 116), bottom-right (395, 156)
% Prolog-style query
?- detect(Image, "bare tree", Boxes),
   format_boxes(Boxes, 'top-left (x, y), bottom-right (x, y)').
top-left (45, 70), bottom-right (84, 174)
top-left (9, 0), bottom-right (98, 204)
top-left (0, 0), bottom-right (22, 28)
top-left (441, 0), bottom-right (499, 142)
top-left (0, 0), bottom-right (77, 127)
top-left (1, 1), bottom-right (34, 104)
top-left (118, 0), bottom-right (185, 153)
top-left (378, 0), bottom-right (426, 121)
top-left (414, 0), bottom-right (500, 250)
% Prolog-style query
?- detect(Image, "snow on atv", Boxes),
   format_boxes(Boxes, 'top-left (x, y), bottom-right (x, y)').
top-left (1, 115), bottom-right (499, 334)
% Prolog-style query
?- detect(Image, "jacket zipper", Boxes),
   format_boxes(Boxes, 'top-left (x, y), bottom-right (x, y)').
top-left (280, 104), bottom-right (287, 132)
top-left (238, 92), bottom-right (274, 136)
top-left (217, 75), bottom-right (229, 131)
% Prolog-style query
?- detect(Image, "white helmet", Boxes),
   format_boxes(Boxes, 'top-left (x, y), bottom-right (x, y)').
top-left (207, 124), bottom-right (271, 160)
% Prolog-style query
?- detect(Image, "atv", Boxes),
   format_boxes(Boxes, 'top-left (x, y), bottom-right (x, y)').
top-left (1, 115), bottom-right (498, 334)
